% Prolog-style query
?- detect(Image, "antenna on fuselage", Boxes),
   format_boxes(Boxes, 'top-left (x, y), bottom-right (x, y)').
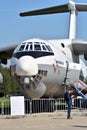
top-left (19, 1), bottom-right (87, 39)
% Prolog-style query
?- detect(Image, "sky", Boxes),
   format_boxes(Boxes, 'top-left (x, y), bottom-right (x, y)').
top-left (0, 0), bottom-right (87, 48)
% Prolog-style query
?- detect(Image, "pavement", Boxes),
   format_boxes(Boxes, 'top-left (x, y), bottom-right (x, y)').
top-left (0, 109), bottom-right (87, 130)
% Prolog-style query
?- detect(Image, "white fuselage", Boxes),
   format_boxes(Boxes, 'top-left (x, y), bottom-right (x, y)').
top-left (10, 38), bottom-right (81, 98)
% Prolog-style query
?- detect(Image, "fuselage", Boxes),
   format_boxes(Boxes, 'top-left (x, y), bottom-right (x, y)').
top-left (10, 38), bottom-right (81, 99)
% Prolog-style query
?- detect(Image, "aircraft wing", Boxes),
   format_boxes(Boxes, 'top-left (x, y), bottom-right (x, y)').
top-left (0, 44), bottom-right (17, 64)
top-left (72, 39), bottom-right (87, 55)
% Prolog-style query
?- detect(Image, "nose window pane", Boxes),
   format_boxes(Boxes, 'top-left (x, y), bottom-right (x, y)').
top-left (34, 44), bottom-right (41, 51)
top-left (19, 45), bottom-right (25, 51)
top-left (29, 44), bottom-right (33, 51)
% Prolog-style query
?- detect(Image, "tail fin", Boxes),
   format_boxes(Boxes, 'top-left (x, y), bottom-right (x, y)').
top-left (19, 1), bottom-right (87, 39)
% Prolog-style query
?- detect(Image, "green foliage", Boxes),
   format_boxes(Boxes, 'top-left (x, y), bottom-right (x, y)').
top-left (0, 97), bottom-right (10, 108)
top-left (0, 65), bottom-right (19, 96)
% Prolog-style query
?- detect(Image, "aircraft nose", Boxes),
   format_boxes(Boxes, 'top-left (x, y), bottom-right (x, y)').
top-left (16, 56), bottom-right (38, 76)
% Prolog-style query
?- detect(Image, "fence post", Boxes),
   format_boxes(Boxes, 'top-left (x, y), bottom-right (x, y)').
top-left (1, 102), bottom-right (4, 115)
top-left (30, 100), bottom-right (32, 114)
top-left (55, 99), bottom-right (57, 111)
top-left (80, 99), bottom-right (82, 109)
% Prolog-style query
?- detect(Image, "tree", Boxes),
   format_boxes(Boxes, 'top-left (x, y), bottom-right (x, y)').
top-left (0, 65), bottom-right (19, 96)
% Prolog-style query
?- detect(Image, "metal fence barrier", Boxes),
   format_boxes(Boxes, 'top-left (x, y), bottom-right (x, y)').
top-left (0, 98), bottom-right (87, 115)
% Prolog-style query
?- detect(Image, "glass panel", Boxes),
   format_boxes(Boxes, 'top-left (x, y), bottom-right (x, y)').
top-left (34, 42), bottom-right (40, 45)
top-left (46, 45), bottom-right (53, 52)
top-left (29, 44), bottom-right (33, 51)
top-left (42, 45), bottom-right (47, 51)
top-left (19, 45), bottom-right (25, 51)
top-left (34, 44), bottom-right (41, 51)
top-left (25, 44), bottom-right (29, 50)
top-left (28, 42), bottom-right (32, 44)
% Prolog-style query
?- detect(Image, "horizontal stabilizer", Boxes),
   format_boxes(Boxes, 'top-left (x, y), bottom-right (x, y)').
top-left (72, 39), bottom-right (87, 55)
top-left (20, 1), bottom-right (87, 17)
top-left (76, 4), bottom-right (87, 11)
top-left (20, 4), bottom-right (68, 17)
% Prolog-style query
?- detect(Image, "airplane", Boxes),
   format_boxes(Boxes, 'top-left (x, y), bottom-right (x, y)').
top-left (0, 0), bottom-right (87, 99)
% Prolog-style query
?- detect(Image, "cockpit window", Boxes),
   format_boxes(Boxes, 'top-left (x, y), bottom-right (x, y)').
top-left (28, 42), bottom-right (32, 44)
top-left (34, 44), bottom-right (41, 51)
top-left (46, 45), bottom-right (53, 52)
top-left (42, 45), bottom-right (47, 51)
top-left (17, 41), bottom-right (53, 53)
top-left (29, 44), bottom-right (33, 51)
top-left (19, 44), bottom-right (25, 51)
top-left (34, 42), bottom-right (40, 45)
top-left (25, 44), bottom-right (29, 51)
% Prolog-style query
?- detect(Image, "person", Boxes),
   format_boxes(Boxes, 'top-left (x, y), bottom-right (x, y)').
top-left (64, 88), bottom-right (73, 119)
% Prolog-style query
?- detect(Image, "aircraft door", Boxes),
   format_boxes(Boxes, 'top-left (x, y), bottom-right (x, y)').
top-left (64, 62), bottom-right (81, 85)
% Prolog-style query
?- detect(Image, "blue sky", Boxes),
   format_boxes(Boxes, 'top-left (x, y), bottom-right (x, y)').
top-left (0, 0), bottom-right (87, 48)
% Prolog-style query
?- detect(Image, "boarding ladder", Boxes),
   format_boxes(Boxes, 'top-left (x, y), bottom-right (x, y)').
top-left (63, 61), bottom-right (70, 85)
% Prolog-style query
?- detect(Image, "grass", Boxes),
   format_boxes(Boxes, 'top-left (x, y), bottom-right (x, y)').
top-left (54, 102), bottom-right (66, 106)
